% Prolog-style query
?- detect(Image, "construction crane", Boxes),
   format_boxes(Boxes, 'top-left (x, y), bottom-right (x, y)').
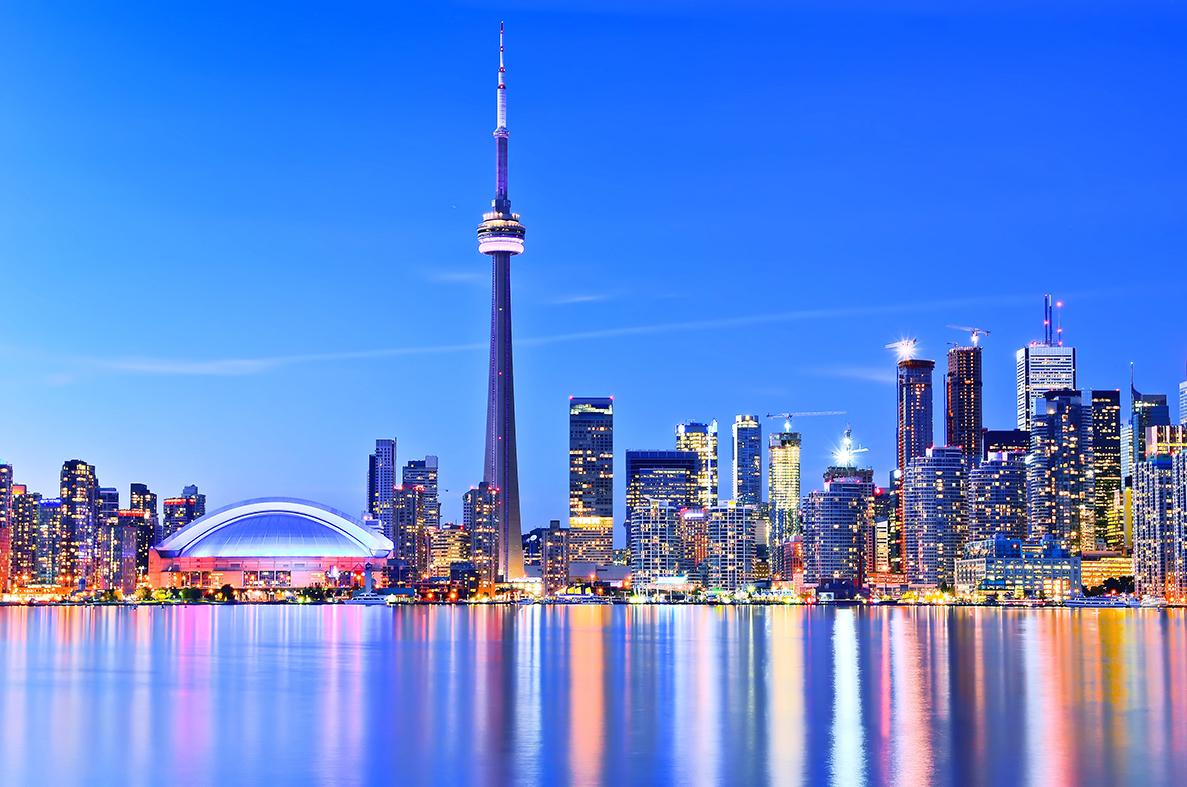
top-left (833, 425), bottom-right (869, 467)
top-left (765, 411), bottom-right (845, 432)
top-left (885, 337), bottom-right (918, 361)
top-left (946, 324), bottom-right (991, 346)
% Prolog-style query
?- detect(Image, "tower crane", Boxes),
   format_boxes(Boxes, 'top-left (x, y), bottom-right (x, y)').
top-left (764, 411), bottom-right (845, 432)
top-left (946, 324), bottom-right (991, 347)
top-left (885, 337), bottom-right (918, 361)
top-left (834, 425), bottom-right (869, 467)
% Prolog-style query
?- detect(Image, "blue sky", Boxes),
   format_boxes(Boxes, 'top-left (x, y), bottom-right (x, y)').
top-left (1, 1), bottom-right (1185, 534)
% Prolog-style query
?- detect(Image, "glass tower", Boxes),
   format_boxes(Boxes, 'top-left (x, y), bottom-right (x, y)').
top-left (568, 397), bottom-right (614, 566)
top-left (731, 415), bottom-right (762, 505)
top-left (675, 421), bottom-right (719, 508)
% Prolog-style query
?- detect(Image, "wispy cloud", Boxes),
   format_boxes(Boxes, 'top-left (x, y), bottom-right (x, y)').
top-left (424, 269), bottom-right (487, 286)
top-left (550, 293), bottom-right (611, 305)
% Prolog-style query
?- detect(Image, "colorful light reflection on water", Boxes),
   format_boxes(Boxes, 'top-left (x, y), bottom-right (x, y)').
top-left (1, 606), bottom-right (1185, 786)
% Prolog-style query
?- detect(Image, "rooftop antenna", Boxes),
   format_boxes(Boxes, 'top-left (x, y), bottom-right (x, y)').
top-left (1042, 294), bottom-right (1052, 345)
top-left (1055, 298), bottom-right (1065, 346)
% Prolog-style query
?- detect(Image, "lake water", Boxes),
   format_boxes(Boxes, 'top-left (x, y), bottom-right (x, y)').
top-left (1, 605), bottom-right (1184, 786)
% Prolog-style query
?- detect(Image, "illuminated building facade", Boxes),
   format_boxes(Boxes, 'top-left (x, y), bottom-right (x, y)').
top-left (1129, 385), bottom-right (1170, 482)
top-left (704, 503), bottom-right (757, 591)
top-left (625, 450), bottom-right (698, 554)
top-left (1144, 425), bottom-right (1187, 458)
top-left (1015, 345), bottom-right (1076, 432)
top-left (464, 482), bottom-right (499, 584)
top-left (1133, 454), bottom-right (1176, 598)
top-left (59, 459), bottom-right (98, 587)
top-left (967, 455), bottom-right (1027, 541)
top-left (367, 438), bottom-right (397, 540)
top-left (129, 483), bottom-right (159, 546)
top-left (955, 535), bottom-right (1080, 598)
top-left (541, 519), bottom-right (571, 594)
top-left (675, 420), bottom-right (719, 508)
top-left (677, 507), bottom-right (709, 578)
top-left (1027, 390), bottom-right (1092, 554)
top-left (982, 429), bottom-right (1029, 460)
top-left (628, 501), bottom-right (682, 587)
top-left (904, 446), bottom-right (967, 588)
top-left (945, 345), bottom-right (983, 462)
top-left (394, 484), bottom-right (431, 577)
top-left (767, 429), bottom-right (801, 574)
top-left (1090, 389), bottom-right (1124, 551)
top-left (568, 397), bottom-right (614, 566)
top-left (9, 485), bottom-right (38, 587)
top-left (1080, 552), bottom-right (1134, 590)
top-left (731, 415), bottom-right (762, 506)
top-left (0, 463), bottom-right (11, 590)
top-left (119, 509), bottom-right (153, 578)
top-left (428, 524), bottom-right (471, 577)
top-left (402, 456), bottom-right (441, 529)
top-left (36, 498), bottom-right (62, 584)
top-left (802, 471), bottom-right (874, 588)
top-left (898, 359), bottom-right (935, 474)
top-left (97, 515), bottom-right (138, 595)
top-left (163, 487), bottom-right (206, 541)
top-left (1180, 379), bottom-right (1187, 426)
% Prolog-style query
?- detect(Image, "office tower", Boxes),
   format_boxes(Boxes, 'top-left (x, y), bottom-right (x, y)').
top-left (464, 482), bottom-right (499, 584)
top-left (10, 485), bottom-right (37, 587)
top-left (675, 420), bottom-right (719, 508)
top-left (1090, 390), bottom-right (1124, 551)
top-left (119, 509), bottom-right (153, 579)
top-left (1146, 426), bottom-right (1187, 457)
top-left (946, 345), bottom-right (983, 462)
top-left (870, 486), bottom-right (896, 575)
top-left (367, 438), bottom-right (397, 540)
top-left (677, 508), bottom-right (709, 580)
top-left (541, 520), bottom-right (571, 594)
top-left (1129, 382), bottom-right (1171, 482)
top-left (428, 524), bottom-right (471, 577)
top-left (982, 429), bottom-right (1029, 460)
top-left (59, 459), bottom-right (98, 587)
top-left (897, 359), bottom-right (935, 473)
top-left (0, 463), bottom-right (11, 590)
top-left (522, 525), bottom-right (547, 568)
top-left (624, 451), bottom-right (699, 550)
top-left (163, 487), bottom-right (205, 540)
top-left (395, 484), bottom-right (431, 577)
top-left (478, 25), bottom-right (527, 581)
top-left (1133, 454), bottom-right (1176, 598)
top-left (568, 397), bottom-right (614, 566)
top-left (97, 515), bottom-right (137, 596)
top-left (629, 501), bottom-right (682, 587)
top-left (803, 469), bottom-right (874, 589)
top-left (731, 415), bottom-right (762, 505)
top-left (1027, 390), bottom-right (1092, 554)
top-left (1015, 296), bottom-right (1077, 432)
top-left (967, 455), bottom-right (1027, 541)
top-left (767, 429), bottom-right (802, 573)
top-left (703, 503), bottom-right (757, 591)
top-left (904, 447), bottom-right (967, 588)
top-left (129, 483), bottom-right (159, 546)
top-left (1180, 379), bottom-right (1187, 426)
top-left (98, 487), bottom-right (119, 528)
top-left (36, 498), bottom-right (63, 584)
top-left (1173, 453), bottom-right (1187, 599)
top-left (403, 456), bottom-right (441, 529)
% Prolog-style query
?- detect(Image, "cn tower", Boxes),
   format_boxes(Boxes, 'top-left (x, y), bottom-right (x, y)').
top-left (477, 23), bottom-right (526, 580)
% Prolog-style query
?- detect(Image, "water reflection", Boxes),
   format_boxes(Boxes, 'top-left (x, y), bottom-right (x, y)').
top-left (1, 606), bottom-right (1185, 785)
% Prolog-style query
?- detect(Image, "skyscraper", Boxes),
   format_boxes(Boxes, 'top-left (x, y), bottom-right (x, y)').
top-left (97, 514), bottom-right (137, 596)
top-left (568, 397), bottom-right (614, 565)
top-left (464, 482), bottom-right (499, 584)
top-left (163, 486), bottom-right (205, 540)
top-left (394, 484), bottom-right (431, 577)
top-left (1016, 296), bottom-right (1077, 432)
top-left (36, 498), bottom-right (63, 585)
top-left (129, 483), bottom-right (159, 546)
top-left (1180, 378), bottom-right (1187, 426)
top-left (59, 459), bottom-right (98, 587)
top-left (897, 359), bottom-right (935, 473)
top-left (802, 470), bottom-right (874, 588)
top-left (9, 485), bottom-right (38, 587)
top-left (1027, 390), bottom-right (1092, 554)
top-left (119, 509), bottom-right (153, 580)
top-left (624, 451), bottom-right (699, 544)
top-left (367, 438), bottom-right (397, 540)
top-left (0, 463), bottom-right (11, 591)
top-left (1129, 381), bottom-right (1170, 482)
top-left (628, 501), bottom-right (682, 588)
top-left (967, 455), bottom-right (1027, 542)
top-left (945, 345), bottom-right (983, 462)
top-left (1090, 390), bottom-right (1124, 551)
top-left (402, 456), bottom-right (441, 529)
top-left (478, 25), bottom-right (527, 581)
top-left (731, 415), bottom-right (762, 505)
top-left (1133, 454), bottom-right (1176, 598)
top-left (904, 446), bottom-right (967, 588)
top-left (704, 503), bottom-right (757, 591)
top-left (675, 421), bottom-right (719, 508)
top-left (767, 429), bottom-right (802, 570)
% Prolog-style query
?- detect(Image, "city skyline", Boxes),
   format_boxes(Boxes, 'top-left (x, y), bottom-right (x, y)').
top-left (1, 4), bottom-right (1185, 533)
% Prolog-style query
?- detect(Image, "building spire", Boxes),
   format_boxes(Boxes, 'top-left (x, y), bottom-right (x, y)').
top-left (493, 22), bottom-right (510, 212)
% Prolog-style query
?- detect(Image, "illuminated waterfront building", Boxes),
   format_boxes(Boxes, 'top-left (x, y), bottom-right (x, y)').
top-left (477, 25), bottom-right (527, 581)
top-left (9, 485), bottom-right (37, 588)
top-left (568, 397), bottom-right (614, 566)
top-left (1080, 552), bottom-right (1134, 590)
top-left (541, 519), bottom-right (571, 594)
top-left (802, 469), bottom-right (874, 588)
top-left (897, 359), bottom-right (935, 472)
top-left (367, 438), bottom-right (397, 540)
top-left (403, 456), bottom-right (441, 529)
top-left (97, 514), bottom-right (138, 595)
top-left (394, 484), bottom-right (431, 577)
top-left (98, 487), bottom-right (119, 532)
top-left (1027, 390), bottom-right (1092, 554)
top-left (705, 503), bottom-right (757, 591)
top-left (150, 499), bottom-right (394, 590)
top-left (945, 345), bottom-right (983, 462)
top-left (982, 429), bottom-right (1029, 460)
top-left (1090, 390), bottom-right (1124, 551)
top-left (35, 498), bottom-right (63, 584)
top-left (675, 420), bottom-right (719, 508)
top-left (1173, 452), bottom-right (1187, 599)
top-left (163, 487), bottom-right (206, 541)
top-left (1015, 299), bottom-right (1076, 432)
top-left (1133, 454), bottom-right (1177, 598)
top-left (119, 509), bottom-right (153, 578)
top-left (767, 429), bottom-right (802, 574)
top-left (59, 459), bottom-right (98, 587)
top-left (428, 524), bottom-right (471, 577)
top-left (0, 464), bottom-right (11, 590)
top-left (677, 507), bottom-right (709, 579)
top-left (1129, 383), bottom-right (1170, 482)
top-left (870, 485), bottom-right (896, 575)
top-left (628, 501), bottom-right (682, 588)
top-left (624, 450), bottom-right (698, 551)
top-left (967, 454), bottom-right (1027, 541)
top-left (129, 483), bottom-right (159, 546)
top-left (731, 415), bottom-right (762, 506)
top-left (904, 446), bottom-right (967, 589)
top-left (954, 535), bottom-right (1080, 598)
top-left (464, 482), bottom-right (499, 584)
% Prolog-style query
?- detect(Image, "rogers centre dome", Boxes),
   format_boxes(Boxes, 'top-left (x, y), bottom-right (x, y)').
top-left (149, 498), bottom-right (394, 590)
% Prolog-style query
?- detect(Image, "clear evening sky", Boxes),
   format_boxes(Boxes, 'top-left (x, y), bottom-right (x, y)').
top-left (1, 2), bottom-right (1184, 534)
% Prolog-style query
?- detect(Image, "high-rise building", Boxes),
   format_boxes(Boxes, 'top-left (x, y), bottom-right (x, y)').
top-left (367, 438), bottom-right (398, 540)
top-left (1015, 296), bottom-right (1076, 432)
top-left (394, 484), bottom-right (431, 577)
top-left (966, 455), bottom-right (1027, 542)
top-left (945, 345), bottom-right (983, 462)
top-left (628, 501), bottom-right (683, 588)
top-left (119, 509), bottom-right (153, 580)
top-left (1145, 425), bottom-right (1187, 457)
top-left (98, 487), bottom-right (119, 529)
top-left (464, 482), bottom-right (499, 584)
top-left (541, 519), bottom-right (571, 595)
top-left (897, 359), bottom-right (935, 473)
top-left (731, 415), bottom-right (762, 505)
top-left (478, 25), bottom-right (527, 581)
top-left (1129, 383), bottom-right (1171, 482)
top-left (802, 469), bottom-right (874, 589)
top-left (1180, 379), bottom-right (1187, 426)
top-left (704, 503), bottom-right (757, 591)
top-left (767, 429), bottom-right (802, 572)
top-left (428, 524), bottom-right (471, 577)
top-left (1027, 390), bottom-right (1092, 554)
top-left (0, 463), bottom-right (11, 591)
top-left (162, 487), bottom-right (205, 541)
top-left (129, 483), bottom-right (159, 546)
top-left (904, 446), bottom-right (967, 588)
top-left (1133, 454), bottom-right (1177, 598)
top-left (624, 451), bottom-right (699, 553)
top-left (59, 459), bottom-right (98, 588)
top-left (97, 515), bottom-right (137, 596)
top-left (1090, 390), bottom-right (1124, 551)
top-left (1172, 453), bottom-right (1187, 600)
top-left (36, 498), bottom-right (63, 585)
top-left (568, 397), bottom-right (614, 566)
top-left (675, 421), bottom-right (719, 508)
top-left (402, 456), bottom-right (441, 529)
top-left (10, 485), bottom-right (38, 588)
top-left (982, 429), bottom-right (1030, 460)
top-left (677, 508), bottom-right (709, 580)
